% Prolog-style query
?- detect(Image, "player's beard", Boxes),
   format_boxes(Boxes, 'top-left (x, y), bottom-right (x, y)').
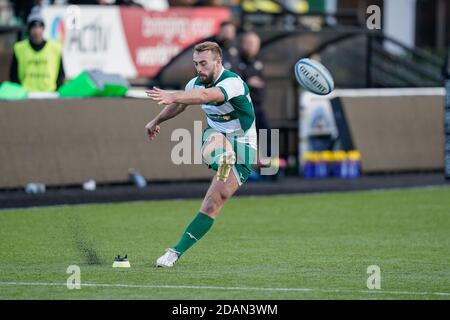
top-left (199, 72), bottom-right (214, 86)
top-left (199, 65), bottom-right (218, 86)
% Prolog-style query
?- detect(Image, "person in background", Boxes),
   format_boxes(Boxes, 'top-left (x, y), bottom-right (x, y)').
top-left (9, 6), bottom-right (65, 92)
top-left (213, 21), bottom-right (240, 72)
top-left (237, 31), bottom-right (271, 160)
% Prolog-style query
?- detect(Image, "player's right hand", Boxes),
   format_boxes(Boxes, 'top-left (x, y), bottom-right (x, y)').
top-left (145, 120), bottom-right (160, 141)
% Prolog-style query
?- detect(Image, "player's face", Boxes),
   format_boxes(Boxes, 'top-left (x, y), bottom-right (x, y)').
top-left (193, 50), bottom-right (221, 85)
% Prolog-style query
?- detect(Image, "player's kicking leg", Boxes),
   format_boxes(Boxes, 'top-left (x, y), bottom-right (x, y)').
top-left (156, 133), bottom-right (240, 267)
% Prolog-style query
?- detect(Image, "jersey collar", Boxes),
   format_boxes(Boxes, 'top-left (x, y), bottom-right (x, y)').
top-left (204, 66), bottom-right (225, 88)
top-left (212, 66), bottom-right (225, 86)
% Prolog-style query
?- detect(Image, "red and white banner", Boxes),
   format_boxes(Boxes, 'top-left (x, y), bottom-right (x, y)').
top-left (42, 6), bottom-right (230, 79)
top-left (120, 7), bottom-right (230, 77)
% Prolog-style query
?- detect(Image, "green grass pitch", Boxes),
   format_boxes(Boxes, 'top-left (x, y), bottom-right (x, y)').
top-left (0, 187), bottom-right (449, 299)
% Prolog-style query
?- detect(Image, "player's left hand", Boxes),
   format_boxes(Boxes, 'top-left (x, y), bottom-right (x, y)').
top-left (146, 87), bottom-right (175, 105)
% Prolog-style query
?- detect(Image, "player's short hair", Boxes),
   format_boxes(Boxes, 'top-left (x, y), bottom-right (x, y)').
top-left (194, 41), bottom-right (223, 61)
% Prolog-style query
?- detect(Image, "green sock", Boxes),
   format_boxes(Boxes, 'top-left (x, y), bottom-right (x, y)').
top-left (172, 212), bottom-right (215, 256)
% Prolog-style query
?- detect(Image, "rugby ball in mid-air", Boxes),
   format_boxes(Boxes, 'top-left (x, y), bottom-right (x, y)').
top-left (294, 58), bottom-right (334, 95)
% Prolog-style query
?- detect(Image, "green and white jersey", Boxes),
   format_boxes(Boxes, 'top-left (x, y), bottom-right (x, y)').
top-left (185, 67), bottom-right (257, 150)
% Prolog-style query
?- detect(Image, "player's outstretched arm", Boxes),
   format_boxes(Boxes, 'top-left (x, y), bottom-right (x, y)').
top-left (145, 103), bottom-right (187, 141)
top-left (146, 87), bottom-right (225, 106)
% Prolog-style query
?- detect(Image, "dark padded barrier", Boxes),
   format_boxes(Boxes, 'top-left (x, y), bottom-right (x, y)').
top-left (0, 98), bottom-right (211, 188)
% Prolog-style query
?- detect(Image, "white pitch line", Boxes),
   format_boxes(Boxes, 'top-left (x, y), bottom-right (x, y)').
top-left (0, 282), bottom-right (449, 297)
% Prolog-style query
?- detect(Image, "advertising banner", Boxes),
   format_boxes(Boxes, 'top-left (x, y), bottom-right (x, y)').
top-left (43, 5), bottom-right (138, 78)
top-left (120, 7), bottom-right (230, 78)
top-left (42, 6), bottom-right (230, 79)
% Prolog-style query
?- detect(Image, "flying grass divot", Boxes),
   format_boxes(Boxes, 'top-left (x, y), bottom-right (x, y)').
top-left (112, 254), bottom-right (130, 268)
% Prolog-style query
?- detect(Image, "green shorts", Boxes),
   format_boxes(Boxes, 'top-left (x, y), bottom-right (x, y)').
top-left (202, 127), bottom-right (257, 185)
